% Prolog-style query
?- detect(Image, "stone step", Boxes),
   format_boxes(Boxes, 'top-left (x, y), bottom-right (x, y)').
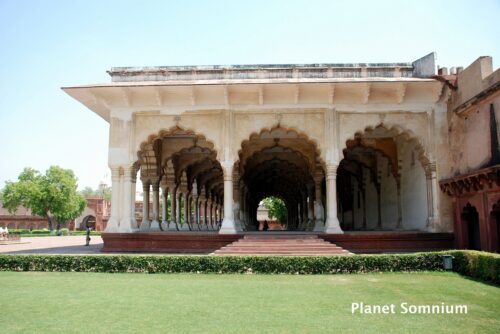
top-left (243, 235), bottom-right (320, 239)
top-left (220, 245), bottom-right (343, 251)
top-left (215, 250), bottom-right (351, 255)
top-left (220, 243), bottom-right (344, 248)
top-left (212, 234), bottom-right (352, 256)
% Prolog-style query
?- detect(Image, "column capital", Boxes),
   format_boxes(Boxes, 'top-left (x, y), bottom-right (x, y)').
top-left (110, 166), bottom-right (121, 181)
top-left (122, 165), bottom-right (137, 181)
top-left (325, 164), bottom-right (338, 180)
top-left (221, 161), bottom-right (234, 180)
top-left (424, 161), bottom-right (437, 177)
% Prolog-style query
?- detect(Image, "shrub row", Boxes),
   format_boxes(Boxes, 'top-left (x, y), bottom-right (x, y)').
top-left (447, 250), bottom-right (500, 284)
top-left (0, 253), bottom-right (445, 274)
top-left (0, 251), bottom-right (497, 283)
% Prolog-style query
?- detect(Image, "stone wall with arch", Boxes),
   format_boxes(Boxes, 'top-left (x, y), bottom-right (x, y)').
top-left (231, 110), bottom-right (326, 163)
top-left (134, 113), bottom-right (224, 162)
top-left (338, 123), bottom-right (434, 231)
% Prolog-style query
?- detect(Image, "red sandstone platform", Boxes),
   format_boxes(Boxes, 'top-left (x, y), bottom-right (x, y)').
top-left (101, 231), bottom-right (454, 254)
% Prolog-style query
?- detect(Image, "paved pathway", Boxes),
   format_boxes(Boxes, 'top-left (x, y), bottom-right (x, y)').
top-left (0, 236), bottom-right (103, 254)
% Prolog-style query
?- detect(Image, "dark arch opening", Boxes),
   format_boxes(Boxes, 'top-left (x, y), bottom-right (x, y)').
top-left (338, 125), bottom-right (428, 231)
top-left (490, 201), bottom-right (500, 253)
top-left (237, 127), bottom-right (322, 231)
top-left (82, 215), bottom-right (96, 230)
top-left (461, 204), bottom-right (481, 250)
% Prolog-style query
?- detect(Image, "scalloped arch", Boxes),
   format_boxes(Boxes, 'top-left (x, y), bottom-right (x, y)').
top-left (238, 125), bottom-right (324, 167)
top-left (342, 122), bottom-right (430, 167)
top-left (137, 125), bottom-right (220, 162)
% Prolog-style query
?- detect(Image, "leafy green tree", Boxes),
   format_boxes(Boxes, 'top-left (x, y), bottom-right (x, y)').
top-left (80, 186), bottom-right (95, 198)
top-left (79, 183), bottom-right (111, 201)
top-left (262, 196), bottom-right (287, 224)
top-left (1, 166), bottom-right (86, 231)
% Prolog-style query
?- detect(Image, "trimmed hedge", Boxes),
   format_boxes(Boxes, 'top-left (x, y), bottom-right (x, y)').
top-left (0, 251), bottom-right (497, 283)
top-left (0, 253), bottom-right (444, 274)
top-left (447, 250), bottom-right (500, 284)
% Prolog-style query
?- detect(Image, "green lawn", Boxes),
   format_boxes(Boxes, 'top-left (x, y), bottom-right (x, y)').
top-left (0, 272), bottom-right (498, 333)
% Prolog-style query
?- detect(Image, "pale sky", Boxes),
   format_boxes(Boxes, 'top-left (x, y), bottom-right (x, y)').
top-left (0, 0), bottom-right (499, 191)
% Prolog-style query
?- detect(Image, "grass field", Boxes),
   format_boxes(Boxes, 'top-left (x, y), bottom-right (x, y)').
top-left (0, 271), bottom-right (498, 333)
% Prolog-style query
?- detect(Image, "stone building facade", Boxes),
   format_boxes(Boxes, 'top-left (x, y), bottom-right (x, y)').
top-left (64, 52), bottom-right (452, 239)
top-left (0, 198), bottom-right (110, 231)
top-left (440, 56), bottom-right (500, 252)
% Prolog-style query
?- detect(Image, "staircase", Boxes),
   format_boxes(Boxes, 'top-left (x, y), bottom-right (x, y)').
top-left (212, 234), bottom-right (352, 256)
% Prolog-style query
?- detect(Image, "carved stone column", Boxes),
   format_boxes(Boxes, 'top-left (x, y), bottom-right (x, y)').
top-left (176, 191), bottom-right (182, 230)
top-left (150, 181), bottom-right (161, 231)
top-left (395, 176), bottom-right (403, 230)
top-left (130, 166), bottom-right (137, 229)
top-left (179, 192), bottom-right (190, 231)
top-left (204, 198), bottom-right (210, 230)
top-left (193, 194), bottom-right (200, 230)
top-left (119, 166), bottom-right (138, 232)
top-left (140, 180), bottom-right (151, 231)
top-left (232, 170), bottom-right (243, 231)
top-left (313, 173), bottom-right (325, 232)
top-left (105, 166), bottom-right (121, 232)
top-left (425, 162), bottom-right (439, 231)
top-left (185, 193), bottom-right (192, 230)
top-left (307, 182), bottom-right (315, 230)
top-left (170, 186), bottom-right (178, 231)
top-left (301, 193), bottom-right (308, 230)
top-left (161, 186), bottom-right (168, 231)
top-left (220, 162), bottom-right (237, 234)
top-left (324, 164), bottom-right (343, 234)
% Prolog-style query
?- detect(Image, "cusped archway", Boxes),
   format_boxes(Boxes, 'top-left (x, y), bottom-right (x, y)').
top-left (136, 126), bottom-right (223, 232)
top-left (235, 126), bottom-right (325, 231)
top-left (338, 124), bottom-right (430, 232)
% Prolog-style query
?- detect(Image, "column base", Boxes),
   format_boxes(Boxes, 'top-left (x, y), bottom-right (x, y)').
top-left (307, 218), bottom-right (314, 231)
top-left (119, 218), bottom-right (138, 232)
top-left (160, 221), bottom-right (169, 231)
top-left (313, 219), bottom-right (324, 232)
top-left (219, 218), bottom-right (237, 234)
top-left (149, 220), bottom-right (161, 231)
top-left (234, 219), bottom-right (244, 232)
top-left (168, 221), bottom-right (179, 231)
top-left (105, 217), bottom-right (120, 233)
top-left (426, 217), bottom-right (439, 232)
top-left (139, 220), bottom-right (150, 231)
top-left (179, 223), bottom-right (190, 231)
top-left (324, 217), bottom-right (344, 234)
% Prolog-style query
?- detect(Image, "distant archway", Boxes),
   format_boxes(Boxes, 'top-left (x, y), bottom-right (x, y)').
top-left (82, 215), bottom-right (97, 230)
top-left (237, 126), bottom-right (323, 231)
top-left (461, 204), bottom-right (481, 250)
top-left (490, 201), bottom-right (500, 253)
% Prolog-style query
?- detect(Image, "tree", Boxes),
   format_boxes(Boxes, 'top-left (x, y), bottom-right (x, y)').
top-left (80, 186), bottom-right (95, 198)
top-left (79, 183), bottom-right (111, 201)
top-left (262, 196), bottom-right (287, 224)
top-left (1, 166), bottom-right (86, 231)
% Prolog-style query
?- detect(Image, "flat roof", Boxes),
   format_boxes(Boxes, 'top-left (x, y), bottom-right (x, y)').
top-left (106, 53), bottom-right (437, 82)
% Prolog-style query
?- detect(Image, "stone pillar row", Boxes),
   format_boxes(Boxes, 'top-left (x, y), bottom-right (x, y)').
top-left (105, 163), bottom-right (224, 233)
top-left (106, 162), bottom-right (344, 234)
top-left (139, 179), bottom-right (224, 232)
